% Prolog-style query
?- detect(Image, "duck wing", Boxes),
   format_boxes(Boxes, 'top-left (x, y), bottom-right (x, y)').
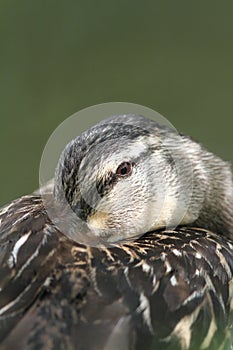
top-left (0, 196), bottom-right (233, 350)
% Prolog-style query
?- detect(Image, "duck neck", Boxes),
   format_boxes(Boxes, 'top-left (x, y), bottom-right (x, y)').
top-left (185, 138), bottom-right (233, 240)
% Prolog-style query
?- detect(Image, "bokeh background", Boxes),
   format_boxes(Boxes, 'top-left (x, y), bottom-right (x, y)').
top-left (0, 1), bottom-right (233, 205)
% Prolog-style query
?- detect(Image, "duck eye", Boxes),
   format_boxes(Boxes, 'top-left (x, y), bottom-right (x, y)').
top-left (116, 162), bottom-right (133, 177)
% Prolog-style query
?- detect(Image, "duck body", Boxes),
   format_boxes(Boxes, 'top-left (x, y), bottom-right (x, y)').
top-left (0, 114), bottom-right (233, 349)
top-left (0, 195), bottom-right (233, 350)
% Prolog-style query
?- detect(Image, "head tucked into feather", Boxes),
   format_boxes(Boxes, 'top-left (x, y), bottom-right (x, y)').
top-left (54, 115), bottom-right (233, 242)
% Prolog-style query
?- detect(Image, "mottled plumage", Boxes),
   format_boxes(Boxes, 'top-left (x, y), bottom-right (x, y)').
top-left (0, 196), bottom-right (233, 349)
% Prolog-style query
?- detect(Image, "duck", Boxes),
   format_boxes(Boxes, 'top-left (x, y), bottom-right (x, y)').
top-left (0, 114), bottom-right (233, 350)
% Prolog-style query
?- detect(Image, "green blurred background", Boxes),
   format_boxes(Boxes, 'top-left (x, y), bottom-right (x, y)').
top-left (0, 1), bottom-right (233, 205)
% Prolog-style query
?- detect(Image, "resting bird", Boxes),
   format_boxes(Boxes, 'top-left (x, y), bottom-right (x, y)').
top-left (0, 115), bottom-right (233, 350)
